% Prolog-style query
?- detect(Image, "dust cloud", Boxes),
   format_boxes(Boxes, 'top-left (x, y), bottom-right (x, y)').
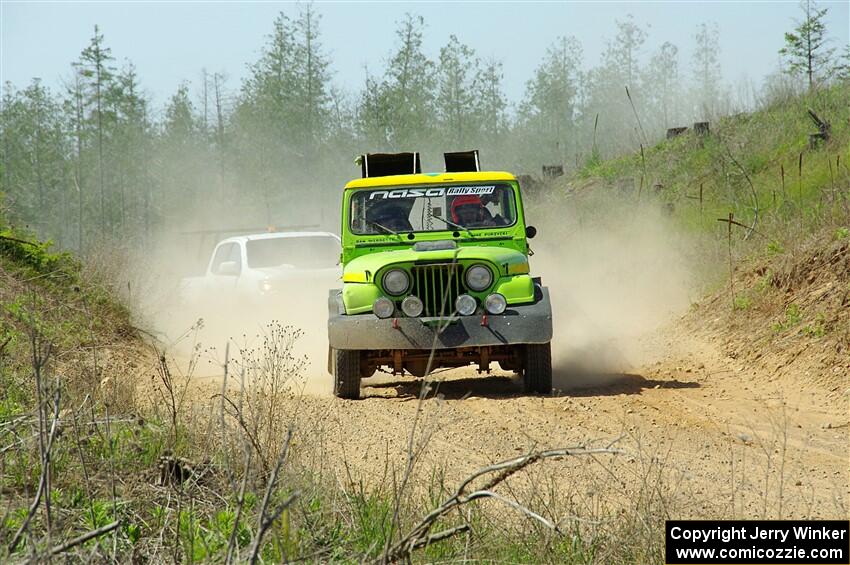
top-left (529, 188), bottom-right (698, 390)
top-left (124, 181), bottom-right (697, 397)
top-left (124, 222), bottom-right (339, 396)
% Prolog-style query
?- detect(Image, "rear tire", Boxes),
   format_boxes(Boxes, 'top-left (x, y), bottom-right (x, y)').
top-left (523, 343), bottom-right (552, 394)
top-left (333, 348), bottom-right (362, 400)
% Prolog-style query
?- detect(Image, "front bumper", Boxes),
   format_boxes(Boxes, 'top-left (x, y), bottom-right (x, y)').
top-left (327, 287), bottom-right (553, 350)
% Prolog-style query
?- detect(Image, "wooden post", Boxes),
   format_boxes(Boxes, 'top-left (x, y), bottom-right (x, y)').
top-left (727, 211), bottom-right (734, 308)
top-left (798, 152), bottom-right (804, 229)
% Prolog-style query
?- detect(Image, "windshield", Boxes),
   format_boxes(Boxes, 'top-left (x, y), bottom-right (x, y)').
top-left (246, 236), bottom-right (340, 269)
top-left (349, 183), bottom-right (517, 235)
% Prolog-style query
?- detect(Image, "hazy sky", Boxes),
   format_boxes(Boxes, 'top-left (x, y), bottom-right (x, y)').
top-left (2, 1), bottom-right (849, 112)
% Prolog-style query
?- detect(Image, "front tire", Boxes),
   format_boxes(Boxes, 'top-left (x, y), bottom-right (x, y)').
top-left (333, 348), bottom-right (362, 400)
top-left (523, 343), bottom-right (552, 394)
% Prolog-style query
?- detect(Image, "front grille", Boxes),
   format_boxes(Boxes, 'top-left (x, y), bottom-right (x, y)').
top-left (411, 263), bottom-right (463, 317)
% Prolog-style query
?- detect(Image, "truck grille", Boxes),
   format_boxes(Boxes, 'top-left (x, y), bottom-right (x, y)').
top-left (411, 263), bottom-right (463, 317)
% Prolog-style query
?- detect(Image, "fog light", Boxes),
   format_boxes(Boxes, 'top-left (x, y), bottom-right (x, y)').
top-left (484, 293), bottom-right (507, 315)
top-left (373, 297), bottom-right (395, 319)
top-left (455, 294), bottom-right (477, 316)
top-left (401, 295), bottom-right (424, 317)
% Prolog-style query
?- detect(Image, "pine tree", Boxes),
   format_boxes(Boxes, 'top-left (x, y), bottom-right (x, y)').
top-left (779, 0), bottom-right (835, 91)
top-left (0, 81), bottom-right (67, 240)
top-left (239, 11), bottom-right (297, 154)
top-left (63, 72), bottom-right (88, 252)
top-left (291, 5), bottom-right (331, 165)
top-left (436, 35), bottom-right (480, 149)
top-left (382, 14), bottom-right (435, 150)
top-left (74, 25), bottom-right (115, 235)
top-left (109, 63), bottom-right (150, 237)
top-left (518, 36), bottom-right (582, 164)
top-left (643, 42), bottom-right (681, 130)
top-left (580, 15), bottom-right (648, 156)
top-left (356, 68), bottom-right (392, 148)
top-left (475, 58), bottom-right (508, 139)
top-left (692, 22), bottom-right (723, 117)
top-left (834, 44), bottom-right (850, 82)
top-left (604, 15), bottom-right (647, 87)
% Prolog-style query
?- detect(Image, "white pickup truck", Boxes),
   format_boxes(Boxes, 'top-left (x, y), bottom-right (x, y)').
top-left (181, 231), bottom-right (342, 306)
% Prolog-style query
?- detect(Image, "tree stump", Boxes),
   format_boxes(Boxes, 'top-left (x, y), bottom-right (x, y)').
top-left (516, 174), bottom-right (541, 192)
top-left (542, 165), bottom-right (564, 179)
top-left (809, 132), bottom-right (828, 149)
top-left (666, 127), bottom-right (688, 139)
top-left (806, 109), bottom-right (831, 148)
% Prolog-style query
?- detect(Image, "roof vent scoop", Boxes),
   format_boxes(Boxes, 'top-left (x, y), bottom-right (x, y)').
top-left (444, 150), bottom-right (480, 172)
top-left (359, 152), bottom-right (421, 178)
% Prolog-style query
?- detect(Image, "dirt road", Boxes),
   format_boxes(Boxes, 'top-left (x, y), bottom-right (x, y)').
top-left (178, 321), bottom-right (847, 521)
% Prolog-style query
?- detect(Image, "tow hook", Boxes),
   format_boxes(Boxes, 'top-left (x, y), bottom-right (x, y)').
top-left (392, 318), bottom-right (400, 330)
top-left (480, 314), bottom-right (488, 327)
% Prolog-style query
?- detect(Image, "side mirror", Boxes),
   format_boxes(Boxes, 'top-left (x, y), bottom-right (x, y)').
top-left (217, 261), bottom-right (240, 276)
top-left (525, 225), bottom-right (537, 239)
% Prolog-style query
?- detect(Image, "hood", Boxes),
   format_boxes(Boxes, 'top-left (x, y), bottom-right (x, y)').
top-left (343, 243), bottom-right (527, 280)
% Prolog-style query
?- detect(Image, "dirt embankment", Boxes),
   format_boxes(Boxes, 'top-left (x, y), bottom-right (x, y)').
top-left (690, 232), bottom-right (850, 395)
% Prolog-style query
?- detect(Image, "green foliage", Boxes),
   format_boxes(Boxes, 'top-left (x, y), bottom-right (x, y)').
top-left (733, 294), bottom-right (752, 310)
top-left (0, 397), bottom-right (24, 419)
top-left (82, 499), bottom-right (116, 531)
top-left (803, 313), bottom-right (827, 337)
top-left (572, 82), bottom-right (850, 249)
top-left (518, 36), bottom-right (583, 164)
top-left (833, 227), bottom-right (849, 240)
top-left (345, 490), bottom-right (392, 557)
top-left (755, 269), bottom-right (774, 292)
top-left (779, 0), bottom-right (835, 91)
top-left (125, 522), bottom-right (142, 545)
top-left (773, 303), bottom-right (803, 332)
top-left (436, 35), bottom-right (483, 148)
top-left (6, 9), bottom-right (833, 252)
top-left (0, 228), bottom-right (67, 274)
top-left (766, 240), bottom-right (785, 256)
top-left (692, 22), bottom-right (722, 113)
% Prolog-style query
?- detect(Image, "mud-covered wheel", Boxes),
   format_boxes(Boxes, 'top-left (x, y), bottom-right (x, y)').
top-left (333, 348), bottom-right (362, 400)
top-left (523, 343), bottom-right (552, 394)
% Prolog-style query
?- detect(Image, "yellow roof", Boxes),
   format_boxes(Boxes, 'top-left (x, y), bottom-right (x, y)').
top-left (344, 171), bottom-right (516, 190)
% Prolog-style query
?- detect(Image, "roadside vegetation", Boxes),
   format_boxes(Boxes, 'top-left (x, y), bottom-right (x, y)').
top-left (0, 220), bottom-right (662, 562)
top-left (1, 1), bottom-right (848, 562)
top-left (536, 80), bottom-right (849, 393)
top-left (1, 76), bottom-right (846, 560)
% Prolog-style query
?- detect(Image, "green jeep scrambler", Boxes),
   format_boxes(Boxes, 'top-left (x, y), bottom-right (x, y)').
top-left (328, 151), bottom-right (553, 399)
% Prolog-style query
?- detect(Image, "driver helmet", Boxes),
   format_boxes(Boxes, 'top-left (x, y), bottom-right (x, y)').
top-left (451, 195), bottom-right (485, 223)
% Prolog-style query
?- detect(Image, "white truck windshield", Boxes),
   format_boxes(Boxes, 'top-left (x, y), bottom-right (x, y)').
top-left (246, 236), bottom-right (340, 269)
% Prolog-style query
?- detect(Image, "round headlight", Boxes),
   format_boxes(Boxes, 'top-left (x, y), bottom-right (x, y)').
top-left (382, 269), bottom-right (410, 296)
top-left (465, 264), bottom-right (493, 291)
top-left (484, 293), bottom-right (507, 315)
top-left (373, 297), bottom-right (395, 319)
top-left (455, 294), bottom-right (477, 316)
top-left (401, 295), bottom-right (424, 317)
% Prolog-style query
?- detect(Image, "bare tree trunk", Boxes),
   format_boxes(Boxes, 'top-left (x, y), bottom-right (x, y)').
top-left (214, 73), bottom-right (226, 201)
top-left (74, 75), bottom-right (85, 254)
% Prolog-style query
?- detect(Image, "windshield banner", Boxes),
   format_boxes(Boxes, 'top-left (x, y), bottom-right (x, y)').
top-left (368, 185), bottom-right (495, 200)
